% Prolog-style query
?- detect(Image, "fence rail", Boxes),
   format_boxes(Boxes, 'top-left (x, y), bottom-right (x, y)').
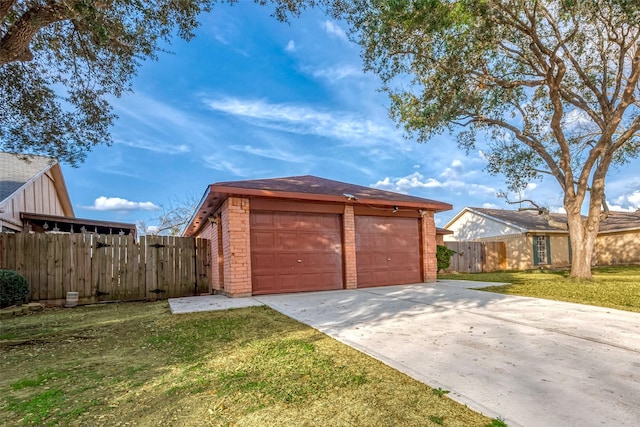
top-left (0, 233), bottom-right (211, 304)
top-left (444, 241), bottom-right (506, 273)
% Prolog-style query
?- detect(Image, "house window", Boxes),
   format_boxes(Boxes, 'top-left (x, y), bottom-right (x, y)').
top-left (533, 235), bottom-right (551, 265)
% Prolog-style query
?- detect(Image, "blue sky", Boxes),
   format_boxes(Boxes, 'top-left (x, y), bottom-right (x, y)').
top-left (61, 2), bottom-right (640, 230)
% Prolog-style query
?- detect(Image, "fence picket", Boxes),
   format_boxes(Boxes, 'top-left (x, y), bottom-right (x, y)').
top-left (0, 233), bottom-right (211, 303)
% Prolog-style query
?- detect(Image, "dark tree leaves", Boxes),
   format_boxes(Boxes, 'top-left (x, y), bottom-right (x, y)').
top-left (0, 0), bottom-right (328, 165)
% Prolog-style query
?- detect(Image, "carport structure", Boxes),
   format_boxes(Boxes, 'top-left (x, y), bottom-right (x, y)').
top-left (183, 175), bottom-right (451, 297)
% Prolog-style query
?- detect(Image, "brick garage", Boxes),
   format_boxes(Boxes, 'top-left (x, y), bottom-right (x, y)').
top-left (183, 176), bottom-right (451, 297)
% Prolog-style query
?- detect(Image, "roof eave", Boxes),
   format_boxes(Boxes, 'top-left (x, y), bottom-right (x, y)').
top-left (49, 162), bottom-right (74, 217)
top-left (182, 184), bottom-right (452, 237)
top-left (445, 207), bottom-right (529, 233)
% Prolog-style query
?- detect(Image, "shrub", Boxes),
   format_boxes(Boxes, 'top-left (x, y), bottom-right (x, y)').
top-left (436, 245), bottom-right (456, 272)
top-left (0, 270), bottom-right (30, 308)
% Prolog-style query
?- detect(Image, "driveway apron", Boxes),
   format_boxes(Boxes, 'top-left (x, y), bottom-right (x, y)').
top-left (255, 280), bottom-right (640, 427)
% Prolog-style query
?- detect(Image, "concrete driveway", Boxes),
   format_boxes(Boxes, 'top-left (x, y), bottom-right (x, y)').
top-left (251, 281), bottom-right (640, 427)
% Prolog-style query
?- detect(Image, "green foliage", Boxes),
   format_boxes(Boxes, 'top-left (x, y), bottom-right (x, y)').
top-left (428, 414), bottom-right (444, 425)
top-left (0, 269), bottom-right (29, 308)
top-left (432, 387), bottom-right (450, 397)
top-left (5, 389), bottom-right (65, 425)
top-left (337, 0), bottom-right (640, 278)
top-left (0, 0), bottom-right (324, 164)
top-left (436, 245), bottom-right (455, 272)
top-left (439, 266), bottom-right (640, 312)
top-left (487, 416), bottom-right (508, 427)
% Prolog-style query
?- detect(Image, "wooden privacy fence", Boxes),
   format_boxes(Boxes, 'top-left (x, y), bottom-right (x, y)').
top-left (444, 241), bottom-right (506, 273)
top-left (0, 233), bottom-right (211, 304)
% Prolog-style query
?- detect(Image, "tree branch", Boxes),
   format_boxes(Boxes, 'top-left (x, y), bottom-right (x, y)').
top-left (478, 116), bottom-right (567, 190)
top-left (0, 1), bottom-right (79, 65)
top-left (0, 0), bottom-right (16, 23)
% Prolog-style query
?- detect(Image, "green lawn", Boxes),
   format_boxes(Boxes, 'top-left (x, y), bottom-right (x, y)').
top-left (439, 266), bottom-right (640, 312)
top-left (0, 302), bottom-right (495, 426)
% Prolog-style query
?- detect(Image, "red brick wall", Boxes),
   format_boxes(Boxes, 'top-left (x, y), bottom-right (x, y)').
top-left (421, 211), bottom-right (437, 282)
top-left (343, 205), bottom-right (357, 289)
top-left (221, 197), bottom-right (252, 297)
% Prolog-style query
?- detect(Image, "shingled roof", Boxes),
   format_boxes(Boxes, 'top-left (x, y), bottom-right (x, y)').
top-left (598, 211), bottom-right (640, 233)
top-left (214, 175), bottom-right (450, 207)
top-left (0, 153), bottom-right (57, 203)
top-left (450, 207), bottom-right (640, 233)
top-left (184, 175), bottom-right (452, 236)
top-left (468, 207), bottom-right (570, 232)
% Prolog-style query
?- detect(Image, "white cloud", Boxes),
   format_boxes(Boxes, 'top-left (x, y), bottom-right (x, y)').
top-left (203, 97), bottom-right (399, 146)
top-left (611, 190), bottom-right (640, 211)
top-left (229, 144), bottom-right (309, 163)
top-left (202, 155), bottom-right (255, 177)
top-left (310, 65), bottom-right (362, 82)
top-left (563, 108), bottom-right (592, 127)
top-left (439, 159), bottom-right (470, 180)
top-left (482, 203), bottom-right (499, 209)
top-left (371, 172), bottom-right (496, 197)
top-left (323, 20), bottom-right (347, 40)
top-left (85, 196), bottom-right (160, 212)
top-left (116, 138), bottom-right (190, 155)
top-left (285, 40), bottom-right (296, 52)
top-left (606, 205), bottom-right (637, 212)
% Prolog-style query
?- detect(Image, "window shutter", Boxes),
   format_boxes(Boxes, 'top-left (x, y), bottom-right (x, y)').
top-left (546, 235), bottom-right (551, 265)
top-left (533, 236), bottom-right (539, 265)
top-left (567, 236), bottom-right (572, 264)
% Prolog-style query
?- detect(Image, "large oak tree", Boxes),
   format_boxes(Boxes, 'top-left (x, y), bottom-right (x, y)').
top-left (337, 0), bottom-right (640, 279)
top-left (0, 0), bottom-right (312, 164)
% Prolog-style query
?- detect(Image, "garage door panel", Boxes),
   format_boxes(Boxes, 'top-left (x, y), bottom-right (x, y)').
top-left (251, 211), bottom-right (343, 295)
top-left (276, 232), bottom-right (299, 250)
top-left (252, 275), bottom-right (277, 294)
top-left (252, 212), bottom-right (275, 227)
top-left (277, 253), bottom-right (299, 268)
top-left (253, 231), bottom-right (276, 249)
top-left (252, 253), bottom-right (276, 271)
top-left (356, 216), bottom-right (421, 288)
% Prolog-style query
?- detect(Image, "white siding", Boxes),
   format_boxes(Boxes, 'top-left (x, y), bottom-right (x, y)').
top-left (444, 211), bottom-right (523, 241)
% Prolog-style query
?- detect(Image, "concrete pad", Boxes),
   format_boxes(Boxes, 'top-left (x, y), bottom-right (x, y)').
top-left (168, 295), bottom-right (264, 314)
top-left (255, 281), bottom-right (640, 427)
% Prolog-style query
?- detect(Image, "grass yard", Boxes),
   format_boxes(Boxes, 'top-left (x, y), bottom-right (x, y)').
top-left (0, 302), bottom-right (495, 426)
top-left (439, 266), bottom-right (640, 312)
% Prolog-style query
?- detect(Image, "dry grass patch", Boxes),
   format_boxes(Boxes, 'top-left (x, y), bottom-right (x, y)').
top-left (0, 301), bottom-right (494, 426)
top-left (439, 266), bottom-right (640, 312)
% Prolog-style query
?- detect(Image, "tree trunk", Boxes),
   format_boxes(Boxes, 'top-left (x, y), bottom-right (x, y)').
top-left (566, 210), bottom-right (588, 279)
top-left (566, 196), bottom-right (603, 280)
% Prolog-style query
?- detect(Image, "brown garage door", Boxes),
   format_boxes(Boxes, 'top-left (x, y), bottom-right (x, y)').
top-left (251, 211), bottom-right (343, 295)
top-left (355, 216), bottom-right (421, 287)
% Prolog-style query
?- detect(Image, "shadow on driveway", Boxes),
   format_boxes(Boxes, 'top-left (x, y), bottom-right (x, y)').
top-left (254, 280), bottom-right (640, 427)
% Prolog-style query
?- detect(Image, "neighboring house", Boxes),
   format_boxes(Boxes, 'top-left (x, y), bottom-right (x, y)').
top-left (444, 207), bottom-right (572, 270)
top-left (183, 175), bottom-right (452, 297)
top-left (444, 207), bottom-right (640, 269)
top-left (594, 211), bottom-right (640, 266)
top-left (0, 152), bottom-right (136, 236)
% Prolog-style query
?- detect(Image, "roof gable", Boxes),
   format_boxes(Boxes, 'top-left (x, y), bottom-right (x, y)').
top-left (446, 207), bottom-right (640, 239)
top-left (0, 153), bottom-right (56, 203)
top-left (0, 152), bottom-right (74, 219)
top-left (214, 175), bottom-right (450, 207)
top-left (184, 175), bottom-right (452, 236)
top-left (469, 207), bottom-right (569, 232)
